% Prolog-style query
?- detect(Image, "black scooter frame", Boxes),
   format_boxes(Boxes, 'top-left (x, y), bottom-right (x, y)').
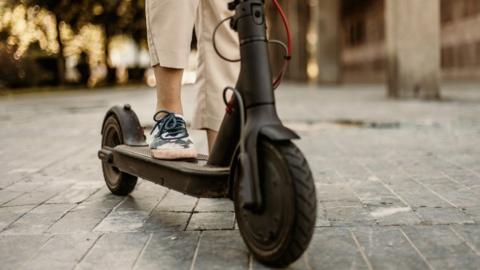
top-left (98, 0), bottom-right (298, 205)
top-left (209, 0), bottom-right (298, 209)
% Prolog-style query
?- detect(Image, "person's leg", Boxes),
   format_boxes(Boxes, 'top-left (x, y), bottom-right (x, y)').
top-left (193, 0), bottom-right (240, 152)
top-left (146, 0), bottom-right (199, 159)
top-left (154, 67), bottom-right (183, 114)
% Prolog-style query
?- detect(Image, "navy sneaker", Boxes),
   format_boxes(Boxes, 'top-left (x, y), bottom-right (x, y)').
top-left (149, 110), bottom-right (197, 159)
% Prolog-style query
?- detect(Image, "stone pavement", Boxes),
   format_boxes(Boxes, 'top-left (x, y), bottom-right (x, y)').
top-left (0, 83), bottom-right (479, 269)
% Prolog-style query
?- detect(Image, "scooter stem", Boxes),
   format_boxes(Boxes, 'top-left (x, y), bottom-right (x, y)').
top-left (209, 0), bottom-right (299, 211)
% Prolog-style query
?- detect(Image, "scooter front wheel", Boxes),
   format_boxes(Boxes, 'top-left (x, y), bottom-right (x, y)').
top-left (101, 115), bottom-right (137, 195)
top-left (234, 140), bottom-right (317, 267)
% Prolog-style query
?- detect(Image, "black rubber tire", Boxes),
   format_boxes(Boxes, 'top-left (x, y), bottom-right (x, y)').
top-left (234, 140), bottom-right (317, 267)
top-left (101, 116), bottom-right (137, 196)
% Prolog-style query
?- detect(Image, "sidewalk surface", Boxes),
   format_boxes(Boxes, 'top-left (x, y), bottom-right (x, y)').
top-left (0, 83), bottom-right (479, 269)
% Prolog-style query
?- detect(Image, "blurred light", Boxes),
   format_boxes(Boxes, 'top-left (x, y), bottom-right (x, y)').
top-left (307, 61), bottom-right (319, 80)
top-left (307, 31), bottom-right (317, 44)
top-left (93, 4), bottom-right (103, 15)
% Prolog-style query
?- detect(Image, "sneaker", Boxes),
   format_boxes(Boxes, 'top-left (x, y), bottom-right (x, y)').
top-left (149, 110), bottom-right (197, 160)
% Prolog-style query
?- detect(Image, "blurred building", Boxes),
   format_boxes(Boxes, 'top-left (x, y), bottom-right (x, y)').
top-left (341, 0), bottom-right (480, 82)
top-left (280, 0), bottom-right (479, 99)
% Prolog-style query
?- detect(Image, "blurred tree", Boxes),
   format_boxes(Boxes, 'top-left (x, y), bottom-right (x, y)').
top-left (84, 0), bottom-right (146, 83)
top-left (22, 0), bottom-right (92, 85)
top-left (90, 0), bottom-right (146, 60)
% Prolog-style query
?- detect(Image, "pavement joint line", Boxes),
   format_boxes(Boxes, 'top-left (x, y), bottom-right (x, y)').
top-left (440, 171), bottom-right (474, 190)
top-left (144, 187), bottom-right (170, 218)
top-left (132, 232), bottom-right (153, 270)
top-left (1, 137), bottom-right (98, 191)
top-left (187, 227), bottom-right (238, 232)
top-left (0, 187), bottom-right (71, 234)
top-left (184, 198), bottom-right (200, 231)
top-left (73, 233), bottom-right (104, 270)
top-left (436, 154), bottom-right (480, 179)
top-left (91, 195), bottom-right (130, 232)
top-left (349, 229), bottom-right (374, 270)
top-left (0, 191), bottom-right (27, 207)
top-left (19, 233), bottom-right (56, 269)
top-left (449, 226), bottom-right (480, 257)
top-left (400, 167), bottom-right (459, 209)
top-left (327, 134), bottom-right (413, 209)
top-left (189, 231), bottom-right (203, 270)
top-left (44, 204), bottom-right (78, 233)
top-left (399, 228), bottom-right (435, 270)
top-left (355, 162), bottom-right (412, 208)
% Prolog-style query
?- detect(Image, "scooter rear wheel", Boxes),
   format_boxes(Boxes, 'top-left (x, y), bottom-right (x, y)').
top-left (101, 115), bottom-right (137, 195)
top-left (234, 140), bottom-right (317, 267)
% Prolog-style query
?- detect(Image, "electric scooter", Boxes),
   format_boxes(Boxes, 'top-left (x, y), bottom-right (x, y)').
top-left (98, 0), bottom-right (317, 267)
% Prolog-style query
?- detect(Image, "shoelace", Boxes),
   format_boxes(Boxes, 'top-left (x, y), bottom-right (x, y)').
top-left (151, 110), bottom-right (188, 140)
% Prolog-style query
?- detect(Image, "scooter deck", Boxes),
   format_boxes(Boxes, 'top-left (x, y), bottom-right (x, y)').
top-left (112, 145), bottom-right (230, 198)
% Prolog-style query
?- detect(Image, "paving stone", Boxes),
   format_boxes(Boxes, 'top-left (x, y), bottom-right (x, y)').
top-left (316, 183), bottom-right (362, 207)
top-left (95, 210), bottom-right (150, 233)
top-left (415, 207), bottom-right (474, 225)
top-left (186, 212), bottom-right (235, 231)
top-left (115, 182), bottom-right (169, 212)
top-left (351, 227), bottom-right (430, 269)
top-left (26, 232), bottom-right (102, 270)
top-left (0, 234), bottom-right (51, 270)
top-left (133, 231), bottom-right (199, 269)
top-left (444, 172), bottom-right (480, 188)
top-left (4, 184), bottom-right (70, 207)
top-left (2, 84), bottom-right (480, 269)
top-left (94, 183), bottom-right (168, 233)
top-left (450, 225), bottom-right (480, 254)
top-left (48, 190), bottom-right (125, 233)
top-left (0, 205), bottom-right (35, 231)
top-left (316, 204), bottom-right (331, 227)
top-left (402, 226), bottom-right (480, 270)
top-left (305, 228), bottom-right (370, 270)
top-left (46, 183), bottom-right (101, 204)
top-left (75, 232), bottom-right (149, 270)
top-left (2, 203), bottom-right (75, 235)
top-left (325, 206), bottom-right (376, 226)
top-left (195, 198), bottom-right (234, 212)
top-left (142, 211), bottom-right (191, 232)
top-left (371, 206), bottom-right (422, 226)
top-left (154, 190), bottom-right (198, 212)
top-left (193, 231), bottom-right (248, 270)
top-left (416, 178), bottom-right (480, 208)
top-left (349, 178), bottom-right (408, 208)
top-left (393, 189), bottom-right (453, 208)
top-left (0, 190), bottom-right (23, 205)
top-left (463, 206), bottom-right (480, 223)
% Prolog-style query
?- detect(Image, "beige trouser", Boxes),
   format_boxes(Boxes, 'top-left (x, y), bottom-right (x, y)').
top-left (146, 0), bottom-right (240, 131)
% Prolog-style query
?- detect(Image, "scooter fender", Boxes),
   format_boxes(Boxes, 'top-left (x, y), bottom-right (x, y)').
top-left (259, 124), bottom-right (300, 141)
top-left (235, 105), bottom-right (300, 210)
top-left (101, 104), bottom-right (147, 146)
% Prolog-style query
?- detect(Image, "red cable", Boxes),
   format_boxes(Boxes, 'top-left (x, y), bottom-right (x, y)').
top-left (273, 0), bottom-right (292, 56)
top-left (272, 0), bottom-right (292, 88)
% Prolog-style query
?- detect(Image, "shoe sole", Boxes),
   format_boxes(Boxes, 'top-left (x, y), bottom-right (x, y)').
top-left (151, 148), bottom-right (198, 160)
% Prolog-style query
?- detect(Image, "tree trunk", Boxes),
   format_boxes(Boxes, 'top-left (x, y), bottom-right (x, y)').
top-left (104, 27), bottom-right (111, 68)
top-left (54, 13), bottom-right (66, 85)
top-left (104, 27), bottom-right (117, 84)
